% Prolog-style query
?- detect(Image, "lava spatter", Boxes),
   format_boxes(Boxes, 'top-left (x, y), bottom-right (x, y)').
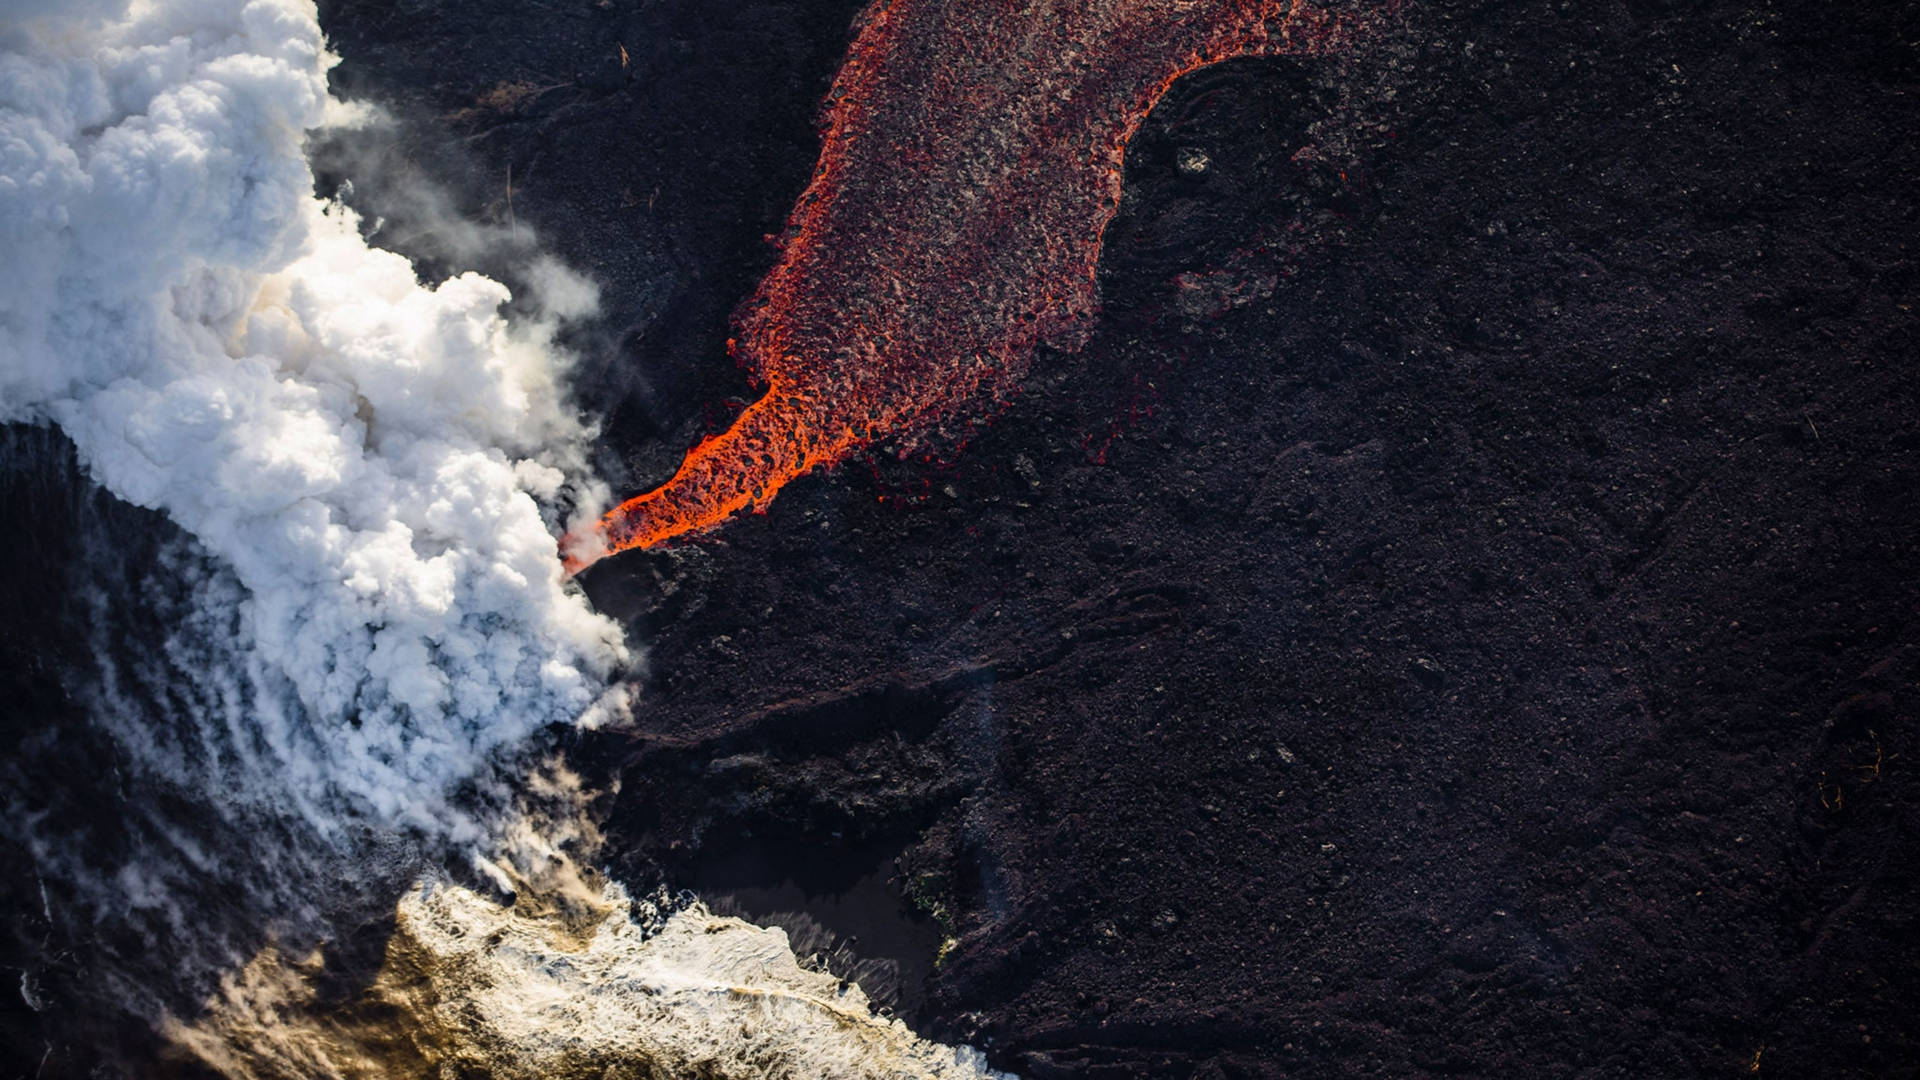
top-left (573, 0), bottom-right (1351, 568)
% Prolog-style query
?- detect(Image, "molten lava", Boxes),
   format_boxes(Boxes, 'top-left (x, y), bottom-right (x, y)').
top-left (575, 0), bottom-right (1347, 568)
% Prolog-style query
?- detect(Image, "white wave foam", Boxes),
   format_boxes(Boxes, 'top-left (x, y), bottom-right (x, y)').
top-left (171, 878), bottom-right (1013, 1080)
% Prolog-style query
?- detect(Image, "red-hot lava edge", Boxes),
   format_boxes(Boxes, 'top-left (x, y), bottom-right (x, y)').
top-left (568, 0), bottom-right (1359, 571)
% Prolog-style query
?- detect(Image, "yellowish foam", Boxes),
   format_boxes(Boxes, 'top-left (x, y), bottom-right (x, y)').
top-left (167, 878), bottom-right (1011, 1080)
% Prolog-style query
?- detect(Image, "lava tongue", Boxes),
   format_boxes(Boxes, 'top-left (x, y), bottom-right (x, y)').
top-left (580, 0), bottom-right (1347, 566)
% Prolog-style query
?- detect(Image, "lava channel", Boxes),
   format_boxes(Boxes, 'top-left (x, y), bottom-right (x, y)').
top-left (572, 0), bottom-right (1350, 570)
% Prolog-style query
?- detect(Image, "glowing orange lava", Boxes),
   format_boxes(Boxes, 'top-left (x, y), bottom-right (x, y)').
top-left (572, 0), bottom-right (1349, 569)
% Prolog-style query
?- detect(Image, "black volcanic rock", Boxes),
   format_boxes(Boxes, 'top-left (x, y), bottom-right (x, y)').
top-left (303, 0), bottom-right (1920, 1076)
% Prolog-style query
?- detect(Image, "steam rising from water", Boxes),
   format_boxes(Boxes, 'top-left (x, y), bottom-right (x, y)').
top-left (1, 0), bottom-right (628, 840)
top-left (0, 1), bottom-right (1003, 1074)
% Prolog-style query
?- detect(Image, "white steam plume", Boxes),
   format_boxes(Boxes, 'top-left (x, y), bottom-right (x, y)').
top-left (0, 0), bottom-right (629, 841)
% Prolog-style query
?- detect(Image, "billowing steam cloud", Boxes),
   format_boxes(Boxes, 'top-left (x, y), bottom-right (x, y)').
top-left (1, 2), bottom-right (1007, 1074)
top-left (0, 0), bottom-right (628, 839)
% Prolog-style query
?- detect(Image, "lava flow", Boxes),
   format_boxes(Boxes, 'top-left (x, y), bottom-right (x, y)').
top-left (573, 0), bottom-right (1349, 569)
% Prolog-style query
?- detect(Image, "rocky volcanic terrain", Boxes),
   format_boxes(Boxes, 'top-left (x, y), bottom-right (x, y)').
top-left (4, 0), bottom-right (1913, 1076)
top-left (321, 0), bottom-right (1918, 1075)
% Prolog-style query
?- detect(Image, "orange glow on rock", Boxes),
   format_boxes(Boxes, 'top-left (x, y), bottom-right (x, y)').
top-left (572, 0), bottom-right (1350, 570)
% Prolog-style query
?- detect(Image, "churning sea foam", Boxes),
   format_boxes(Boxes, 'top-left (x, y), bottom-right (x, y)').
top-left (170, 880), bottom-right (1012, 1080)
top-left (0, 1), bottom-right (1007, 1075)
